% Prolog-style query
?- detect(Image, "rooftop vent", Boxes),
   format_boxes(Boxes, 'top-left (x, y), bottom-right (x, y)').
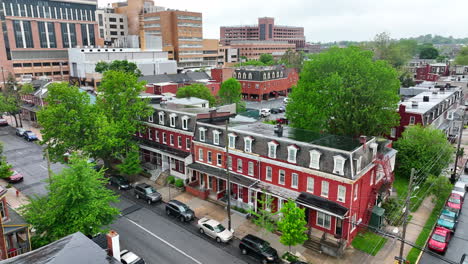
top-left (412, 101), bottom-right (418, 107)
top-left (432, 91), bottom-right (438, 95)
top-left (274, 124), bottom-right (283, 137)
top-left (423, 96), bottom-right (429, 102)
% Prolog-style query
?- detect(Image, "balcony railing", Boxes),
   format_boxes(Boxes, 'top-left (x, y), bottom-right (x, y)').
top-left (7, 246), bottom-right (30, 258)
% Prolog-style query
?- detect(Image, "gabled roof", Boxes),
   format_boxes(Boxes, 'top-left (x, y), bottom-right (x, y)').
top-left (0, 232), bottom-right (119, 264)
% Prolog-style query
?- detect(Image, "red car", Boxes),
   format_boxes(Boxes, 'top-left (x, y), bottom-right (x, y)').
top-left (428, 226), bottom-right (452, 253)
top-left (7, 170), bottom-right (23, 183)
top-left (446, 193), bottom-right (463, 212)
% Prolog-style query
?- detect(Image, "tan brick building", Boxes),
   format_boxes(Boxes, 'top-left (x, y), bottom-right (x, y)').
top-left (229, 41), bottom-right (295, 61)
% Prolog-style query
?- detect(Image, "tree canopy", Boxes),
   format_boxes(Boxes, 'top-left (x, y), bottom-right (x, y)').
top-left (0, 142), bottom-right (13, 180)
top-left (21, 155), bottom-right (119, 248)
top-left (95, 60), bottom-right (142, 77)
top-left (371, 32), bottom-right (412, 68)
top-left (277, 200), bottom-right (308, 252)
top-left (394, 125), bottom-right (453, 180)
top-left (455, 46), bottom-right (468, 65)
top-left (218, 78), bottom-right (244, 112)
top-left (279, 49), bottom-right (304, 71)
top-left (419, 44), bottom-right (439, 59)
top-left (176, 83), bottom-right (216, 106)
top-left (259, 54), bottom-right (275, 65)
top-left (286, 46), bottom-right (400, 137)
top-left (235, 60), bottom-right (268, 67)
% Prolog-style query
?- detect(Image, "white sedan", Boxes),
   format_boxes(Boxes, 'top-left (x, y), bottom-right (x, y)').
top-left (197, 217), bottom-right (233, 243)
top-left (452, 181), bottom-right (467, 199)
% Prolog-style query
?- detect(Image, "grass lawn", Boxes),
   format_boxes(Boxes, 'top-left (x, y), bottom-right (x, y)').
top-left (392, 175), bottom-right (430, 213)
top-left (351, 231), bottom-right (388, 256)
top-left (406, 189), bottom-right (451, 263)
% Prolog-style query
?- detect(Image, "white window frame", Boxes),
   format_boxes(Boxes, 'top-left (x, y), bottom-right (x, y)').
top-left (307, 177), bottom-right (314, 193)
top-left (162, 132), bottom-right (167, 144)
top-left (291, 173), bottom-right (298, 189)
top-left (158, 112), bottom-right (165, 125)
top-left (155, 130), bottom-right (159, 142)
top-left (199, 127), bottom-right (206, 142)
top-left (409, 116), bottom-right (415, 125)
top-left (355, 156), bottom-right (362, 173)
top-left (268, 141), bottom-right (278, 159)
top-left (244, 136), bottom-right (253, 153)
top-left (228, 133), bottom-right (237, 149)
top-left (248, 161), bottom-right (254, 176)
top-left (228, 156), bottom-right (232, 170)
top-left (207, 151), bottom-right (212, 163)
top-left (279, 170), bottom-right (285, 185)
top-left (186, 138), bottom-right (190, 150)
top-left (317, 212), bottom-right (331, 229)
top-left (237, 158), bottom-right (243, 172)
top-left (266, 166), bottom-right (272, 181)
top-left (309, 150), bottom-right (321, 169)
top-left (354, 184), bottom-right (358, 201)
top-left (333, 155), bottom-right (346, 176)
top-left (177, 136), bottom-right (182, 148)
top-left (217, 153), bottom-right (222, 166)
top-left (148, 114), bottom-right (153, 122)
top-left (170, 134), bottom-right (174, 146)
top-left (390, 128), bottom-right (396, 138)
top-left (169, 113), bottom-right (177, 127)
top-left (370, 143), bottom-right (378, 159)
top-left (213, 130), bottom-right (220, 145)
top-left (370, 170), bottom-right (374, 185)
top-left (321, 180), bottom-right (329, 198)
top-left (287, 145), bottom-right (299, 163)
top-left (148, 128), bottom-right (152, 140)
top-left (181, 116), bottom-right (189, 130)
top-left (198, 148), bottom-right (203, 161)
top-left (337, 185), bottom-right (346, 203)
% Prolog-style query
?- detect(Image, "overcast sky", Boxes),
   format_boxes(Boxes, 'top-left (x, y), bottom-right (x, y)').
top-left (98, 0), bottom-right (468, 43)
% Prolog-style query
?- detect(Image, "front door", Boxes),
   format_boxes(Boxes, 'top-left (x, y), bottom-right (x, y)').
top-left (336, 218), bottom-right (343, 237)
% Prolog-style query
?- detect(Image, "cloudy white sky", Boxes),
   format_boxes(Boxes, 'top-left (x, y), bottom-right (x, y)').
top-left (98, 0), bottom-right (468, 43)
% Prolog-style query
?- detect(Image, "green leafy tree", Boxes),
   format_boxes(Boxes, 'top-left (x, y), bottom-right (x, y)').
top-left (277, 200), bottom-right (308, 252)
top-left (117, 145), bottom-right (143, 182)
top-left (371, 32), bottom-right (411, 68)
top-left (394, 125), bottom-right (453, 180)
top-left (286, 46), bottom-right (400, 137)
top-left (37, 82), bottom-right (96, 162)
top-left (19, 83), bottom-right (35, 95)
top-left (455, 46), bottom-right (468, 65)
top-left (0, 142), bottom-right (13, 179)
top-left (247, 190), bottom-right (277, 233)
top-left (218, 78), bottom-right (244, 112)
top-left (398, 39), bottom-right (419, 57)
top-left (95, 60), bottom-right (142, 77)
top-left (176, 83), bottom-right (216, 106)
top-left (436, 55), bottom-right (448, 63)
top-left (259, 54), bottom-right (274, 65)
top-left (21, 155), bottom-right (119, 248)
top-left (419, 45), bottom-right (439, 59)
top-left (279, 49), bottom-right (304, 71)
top-left (0, 93), bottom-right (20, 127)
top-left (426, 174), bottom-right (453, 202)
top-left (235, 60), bottom-right (266, 67)
top-left (399, 70), bottom-right (415, 88)
top-left (4, 73), bottom-right (17, 94)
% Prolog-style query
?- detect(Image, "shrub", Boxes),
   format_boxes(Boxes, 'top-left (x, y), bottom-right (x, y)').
top-left (281, 252), bottom-right (299, 262)
top-left (174, 179), bottom-right (184, 188)
top-left (167, 176), bottom-right (175, 184)
top-left (5, 183), bottom-right (12, 189)
top-left (232, 206), bottom-right (248, 214)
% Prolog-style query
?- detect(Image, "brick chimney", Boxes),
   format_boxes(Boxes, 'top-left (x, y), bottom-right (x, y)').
top-left (399, 104), bottom-right (406, 113)
top-left (106, 230), bottom-right (120, 262)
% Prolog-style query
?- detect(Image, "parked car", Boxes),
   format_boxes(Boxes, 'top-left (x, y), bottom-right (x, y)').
top-left (277, 106), bottom-right (285, 113)
top-left (270, 108), bottom-right (281, 114)
top-left (134, 183), bottom-right (161, 204)
top-left (165, 200), bottom-right (195, 222)
top-left (0, 118), bottom-right (7, 126)
top-left (120, 249), bottom-right (145, 264)
top-left (452, 181), bottom-right (467, 199)
top-left (437, 209), bottom-right (457, 231)
top-left (461, 254), bottom-right (468, 264)
top-left (428, 226), bottom-right (452, 254)
top-left (15, 128), bottom-right (26, 137)
top-left (446, 193), bottom-right (463, 213)
top-left (239, 234), bottom-right (280, 264)
top-left (458, 174), bottom-right (468, 184)
top-left (109, 175), bottom-right (131, 190)
top-left (260, 108), bottom-right (271, 118)
top-left (283, 97), bottom-right (289, 104)
top-left (444, 206), bottom-right (460, 218)
top-left (197, 217), bottom-right (233, 243)
top-left (23, 131), bottom-right (38, 141)
top-left (6, 170), bottom-right (23, 183)
top-left (276, 118), bottom-right (289, 125)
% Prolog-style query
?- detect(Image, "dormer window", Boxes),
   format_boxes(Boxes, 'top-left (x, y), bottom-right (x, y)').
top-left (333, 155), bottom-right (346, 176)
top-left (243, 72), bottom-right (246, 79)
top-left (280, 71), bottom-right (283, 78)
top-left (268, 141), bottom-right (278, 159)
top-left (272, 72), bottom-right (275, 78)
top-left (181, 116), bottom-right (189, 130)
top-left (244, 136), bottom-right (253, 153)
top-left (199, 127), bottom-right (206, 142)
top-left (370, 143), bottom-right (378, 159)
top-left (248, 73), bottom-right (252, 79)
top-left (228, 133), bottom-right (237, 149)
top-left (148, 114), bottom-right (153, 123)
top-left (158, 112), bottom-right (165, 125)
top-left (355, 156), bottom-right (362, 173)
top-left (232, 72), bottom-right (236, 78)
top-left (287, 145), bottom-right (299, 163)
top-left (237, 72), bottom-right (241, 79)
top-left (309, 150), bottom-right (321, 169)
top-left (169, 113), bottom-right (177, 127)
top-left (277, 71), bottom-right (279, 78)
top-left (213, 130), bottom-right (221, 145)
top-left (263, 73), bottom-right (266, 79)
top-left (267, 72), bottom-right (271, 79)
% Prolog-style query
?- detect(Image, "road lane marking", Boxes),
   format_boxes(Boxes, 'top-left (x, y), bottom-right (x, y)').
top-left (39, 165), bottom-right (47, 170)
top-left (124, 217), bottom-right (203, 264)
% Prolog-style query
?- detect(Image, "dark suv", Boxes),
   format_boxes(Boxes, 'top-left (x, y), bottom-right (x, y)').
top-left (165, 200), bottom-right (195, 222)
top-left (239, 234), bottom-right (279, 264)
top-left (134, 183), bottom-right (162, 204)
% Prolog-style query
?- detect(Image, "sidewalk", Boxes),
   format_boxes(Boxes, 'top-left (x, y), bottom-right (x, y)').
top-left (0, 180), bottom-right (30, 211)
top-left (3, 115), bottom-right (43, 141)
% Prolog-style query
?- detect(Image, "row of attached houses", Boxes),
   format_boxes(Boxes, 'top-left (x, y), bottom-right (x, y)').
top-left (136, 102), bottom-right (397, 255)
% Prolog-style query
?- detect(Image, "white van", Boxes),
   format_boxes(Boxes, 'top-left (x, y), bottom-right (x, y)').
top-left (260, 108), bottom-right (271, 118)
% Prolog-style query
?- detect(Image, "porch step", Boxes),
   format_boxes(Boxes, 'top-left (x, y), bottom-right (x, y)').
top-left (156, 170), bottom-right (170, 186)
top-left (149, 168), bottom-right (162, 182)
top-left (304, 237), bottom-right (322, 253)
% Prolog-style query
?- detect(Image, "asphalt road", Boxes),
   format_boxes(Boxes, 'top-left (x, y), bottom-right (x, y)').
top-left (245, 97), bottom-right (287, 121)
top-left (0, 125), bottom-right (65, 197)
top-left (419, 186), bottom-right (468, 264)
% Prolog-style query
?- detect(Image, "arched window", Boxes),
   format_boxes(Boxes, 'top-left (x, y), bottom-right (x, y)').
top-left (272, 72), bottom-right (275, 78)
top-left (263, 73), bottom-right (266, 80)
top-left (280, 71), bottom-right (283, 78)
top-left (267, 72), bottom-right (271, 79)
top-left (238, 72), bottom-right (241, 79)
top-left (248, 73), bottom-right (252, 79)
top-left (232, 73), bottom-right (236, 78)
top-left (243, 73), bottom-right (247, 79)
top-left (277, 71), bottom-right (280, 78)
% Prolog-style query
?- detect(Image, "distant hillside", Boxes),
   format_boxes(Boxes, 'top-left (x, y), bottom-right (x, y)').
top-left (322, 34), bottom-right (468, 46)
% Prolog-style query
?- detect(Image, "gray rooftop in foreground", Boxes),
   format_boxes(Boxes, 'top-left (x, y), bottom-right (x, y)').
top-left (399, 89), bottom-right (460, 114)
top-left (230, 122), bottom-right (362, 151)
top-left (0, 232), bottom-right (119, 264)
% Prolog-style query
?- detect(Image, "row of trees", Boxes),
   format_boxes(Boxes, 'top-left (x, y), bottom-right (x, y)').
top-left (236, 50), bottom-right (305, 72)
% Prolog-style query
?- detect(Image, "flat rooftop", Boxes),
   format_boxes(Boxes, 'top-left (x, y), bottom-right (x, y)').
top-left (230, 122), bottom-right (362, 151)
top-left (399, 89), bottom-right (460, 114)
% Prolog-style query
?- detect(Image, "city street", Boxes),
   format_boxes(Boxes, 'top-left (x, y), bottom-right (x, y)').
top-left (0, 125), bottom-right (65, 197)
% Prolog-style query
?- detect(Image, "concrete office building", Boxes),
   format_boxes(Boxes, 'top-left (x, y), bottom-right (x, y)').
top-left (0, 0), bottom-right (102, 85)
top-left (96, 8), bottom-right (128, 46)
top-left (229, 40), bottom-right (295, 60)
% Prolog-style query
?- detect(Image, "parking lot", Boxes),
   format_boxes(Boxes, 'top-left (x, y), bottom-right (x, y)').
top-left (245, 97), bottom-right (287, 121)
top-left (420, 177), bottom-right (468, 264)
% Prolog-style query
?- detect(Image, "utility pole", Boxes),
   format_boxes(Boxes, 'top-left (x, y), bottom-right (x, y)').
top-left (398, 168), bottom-right (414, 264)
top-left (224, 120), bottom-right (232, 230)
top-left (451, 108), bottom-right (465, 183)
top-left (46, 148), bottom-right (52, 182)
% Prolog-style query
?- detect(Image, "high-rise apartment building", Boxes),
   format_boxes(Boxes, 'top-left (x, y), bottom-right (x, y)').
top-left (0, 0), bottom-right (102, 84)
top-left (220, 17), bottom-right (305, 49)
top-left (96, 8), bottom-right (128, 46)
